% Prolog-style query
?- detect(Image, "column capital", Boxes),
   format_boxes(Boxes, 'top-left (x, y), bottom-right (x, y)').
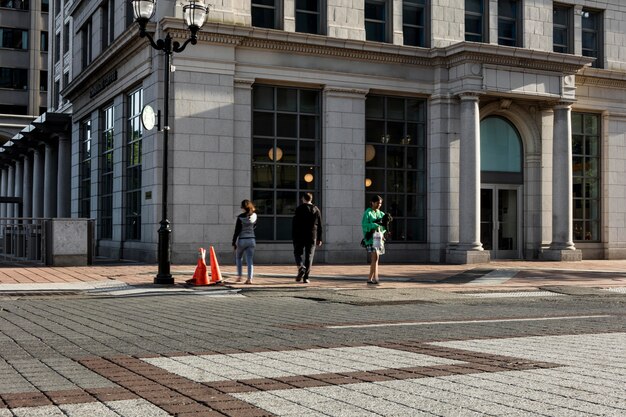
top-left (234, 78), bottom-right (255, 89)
top-left (457, 92), bottom-right (481, 102)
top-left (553, 101), bottom-right (573, 110)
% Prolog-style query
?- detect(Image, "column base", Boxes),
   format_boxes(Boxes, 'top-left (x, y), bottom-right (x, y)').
top-left (446, 249), bottom-right (491, 265)
top-left (539, 249), bottom-right (582, 261)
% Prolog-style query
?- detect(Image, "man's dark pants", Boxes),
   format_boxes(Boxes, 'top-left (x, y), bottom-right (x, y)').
top-left (294, 242), bottom-right (316, 278)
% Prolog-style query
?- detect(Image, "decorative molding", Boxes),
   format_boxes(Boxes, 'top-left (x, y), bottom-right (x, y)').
top-left (234, 78), bottom-right (255, 89)
top-left (576, 75), bottom-right (626, 90)
top-left (323, 87), bottom-right (369, 97)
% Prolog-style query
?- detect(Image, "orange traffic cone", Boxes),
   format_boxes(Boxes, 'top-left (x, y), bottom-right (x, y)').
top-left (208, 246), bottom-right (224, 285)
top-left (187, 248), bottom-right (209, 286)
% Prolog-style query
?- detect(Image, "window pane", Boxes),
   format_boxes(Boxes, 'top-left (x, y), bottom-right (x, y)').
top-left (253, 112), bottom-right (274, 136)
top-left (276, 217), bottom-right (293, 240)
top-left (300, 90), bottom-right (319, 113)
top-left (277, 88), bottom-right (297, 111)
top-left (365, 169), bottom-right (385, 192)
top-left (296, 12), bottom-right (319, 34)
top-left (255, 216), bottom-right (274, 239)
top-left (253, 190), bottom-right (274, 214)
top-left (276, 139), bottom-right (297, 163)
top-left (252, 7), bottom-right (276, 28)
top-left (277, 113), bottom-right (297, 137)
top-left (253, 138), bottom-right (274, 162)
top-left (299, 141), bottom-right (316, 164)
top-left (253, 86), bottom-right (274, 110)
top-left (276, 165), bottom-right (297, 188)
top-left (253, 163), bottom-right (274, 188)
top-left (466, 0), bottom-right (482, 13)
top-left (276, 191), bottom-right (297, 214)
top-left (300, 115), bottom-right (318, 139)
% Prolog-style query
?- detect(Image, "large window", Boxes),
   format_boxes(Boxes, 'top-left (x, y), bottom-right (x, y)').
top-left (39, 70), bottom-right (47, 91)
top-left (252, 0), bottom-right (280, 29)
top-left (0, 28), bottom-right (28, 50)
top-left (572, 112), bottom-right (600, 242)
top-left (365, 95), bottom-right (427, 242)
top-left (0, 0), bottom-right (29, 10)
top-left (403, 0), bottom-right (427, 47)
top-left (0, 67), bottom-right (28, 89)
top-left (252, 85), bottom-right (321, 241)
top-left (63, 22), bottom-right (69, 54)
top-left (40, 31), bottom-right (48, 51)
top-left (42, 0), bottom-right (48, 12)
top-left (81, 19), bottom-right (92, 69)
top-left (365, 0), bottom-right (388, 42)
top-left (465, 0), bottom-right (487, 42)
top-left (296, 0), bottom-right (322, 34)
top-left (79, 119), bottom-right (92, 218)
top-left (102, 0), bottom-right (114, 50)
top-left (582, 9), bottom-right (602, 68)
top-left (126, 89), bottom-right (143, 240)
top-left (553, 4), bottom-right (572, 53)
top-left (100, 105), bottom-right (114, 239)
top-left (498, 0), bottom-right (520, 47)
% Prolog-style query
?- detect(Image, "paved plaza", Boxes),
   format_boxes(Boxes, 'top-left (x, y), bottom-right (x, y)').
top-left (0, 261), bottom-right (625, 416)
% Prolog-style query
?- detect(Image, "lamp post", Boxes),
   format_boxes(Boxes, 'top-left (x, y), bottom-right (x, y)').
top-left (131, 0), bottom-right (209, 284)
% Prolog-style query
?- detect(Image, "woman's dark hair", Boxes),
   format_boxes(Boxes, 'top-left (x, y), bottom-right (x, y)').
top-left (370, 195), bottom-right (383, 203)
top-left (241, 199), bottom-right (256, 214)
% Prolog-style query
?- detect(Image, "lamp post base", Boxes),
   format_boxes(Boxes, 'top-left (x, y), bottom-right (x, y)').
top-left (154, 219), bottom-right (174, 285)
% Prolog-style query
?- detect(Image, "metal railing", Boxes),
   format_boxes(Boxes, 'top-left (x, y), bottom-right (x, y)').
top-left (0, 218), bottom-right (47, 265)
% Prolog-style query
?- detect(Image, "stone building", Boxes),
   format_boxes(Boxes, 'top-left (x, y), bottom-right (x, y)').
top-left (5, 0), bottom-right (626, 265)
top-left (0, 0), bottom-right (49, 141)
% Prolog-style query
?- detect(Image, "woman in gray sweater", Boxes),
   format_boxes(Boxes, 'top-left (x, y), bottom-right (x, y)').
top-left (232, 200), bottom-right (257, 284)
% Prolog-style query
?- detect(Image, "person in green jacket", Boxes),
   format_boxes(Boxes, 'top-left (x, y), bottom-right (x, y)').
top-left (362, 195), bottom-right (386, 285)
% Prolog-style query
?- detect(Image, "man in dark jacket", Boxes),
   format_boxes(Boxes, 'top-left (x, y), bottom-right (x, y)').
top-left (292, 192), bottom-right (322, 283)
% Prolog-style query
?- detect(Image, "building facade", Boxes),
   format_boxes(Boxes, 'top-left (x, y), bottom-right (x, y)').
top-left (0, 0), bottom-right (49, 142)
top-left (5, 0), bottom-right (626, 265)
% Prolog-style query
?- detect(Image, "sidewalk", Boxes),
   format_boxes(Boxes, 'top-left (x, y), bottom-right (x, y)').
top-left (1, 259), bottom-right (626, 292)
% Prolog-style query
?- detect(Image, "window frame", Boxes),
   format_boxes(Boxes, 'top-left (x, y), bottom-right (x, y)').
top-left (553, 4), bottom-right (573, 54)
top-left (572, 112), bottom-right (600, 242)
top-left (125, 88), bottom-right (143, 241)
top-left (0, 67), bottom-right (28, 89)
top-left (465, 0), bottom-right (488, 43)
top-left (365, 94), bottom-right (428, 243)
top-left (581, 8), bottom-right (603, 69)
top-left (365, 0), bottom-right (389, 43)
top-left (251, 84), bottom-right (322, 242)
top-left (402, 0), bottom-right (429, 47)
top-left (497, 0), bottom-right (522, 47)
top-left (99, 104), bottom-right (115, 240)
top-left (295, 0), bottom-right (324, 35)
top-left (251, 0), bottom-right (283, 29)
top-left (0, 27), bottom-right (29, 50)
top-left (79, 118), bottom-right (92, 219)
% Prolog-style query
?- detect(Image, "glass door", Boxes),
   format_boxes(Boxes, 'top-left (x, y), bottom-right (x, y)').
top-left (480, 185), bottom-right (522, 259)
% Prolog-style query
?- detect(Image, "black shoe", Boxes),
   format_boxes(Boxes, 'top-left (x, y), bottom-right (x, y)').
top-left (296, 268), bottom-right (305, 282)
top-left (303, 278), bottom-right (310, 284)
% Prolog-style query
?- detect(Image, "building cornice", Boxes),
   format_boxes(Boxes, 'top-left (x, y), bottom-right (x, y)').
top-left (576, 67), bottom-right (626, 89)
top-left (168, 20), bottom-right (593, 74)
top-left (63, 24), bottom-right (152, 101)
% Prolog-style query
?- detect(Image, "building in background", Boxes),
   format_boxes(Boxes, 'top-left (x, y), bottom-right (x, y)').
top-left (0, 0), bottom-right (49, 142)
top-left (2, 0), bottom-right (626, 265)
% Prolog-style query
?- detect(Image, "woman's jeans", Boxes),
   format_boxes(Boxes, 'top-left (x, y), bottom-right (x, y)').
top-left (235, 238), bottom-right (256, 279)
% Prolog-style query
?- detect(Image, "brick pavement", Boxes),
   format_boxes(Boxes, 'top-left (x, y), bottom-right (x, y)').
top-left (1, 259), bottom-right (626, 291)
top-left (1, 260), bottom-right (625, 416)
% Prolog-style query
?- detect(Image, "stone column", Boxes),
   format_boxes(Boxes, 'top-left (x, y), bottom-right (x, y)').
top-left (0, 168), bottom-right (6, 219)
top-left (43, 142), bottom-right (58, 218)
top-left (32, 148), bottom-right (44, 218)
top-left (56, 135), bottom-right (71, 217)
top-left (323, 86), bottom-right (369, 263)
top-left (447, 93), bottom-right (490, 264)
top-left (22, 154), bottom-right (33, 218)
top-left (541, 102), bottom-right (581, 261)
top-left (14, 160), bottom-right (23, 217)
top-left (7, 165), bottom-right (14, 218)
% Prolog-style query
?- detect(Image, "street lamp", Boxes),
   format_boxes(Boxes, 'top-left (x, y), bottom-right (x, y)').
top-left (130, 0), bottom-right (209, 284)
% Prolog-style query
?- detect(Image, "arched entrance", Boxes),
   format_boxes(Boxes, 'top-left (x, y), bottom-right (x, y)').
top-left (480, 116), bottom-right (523, 259)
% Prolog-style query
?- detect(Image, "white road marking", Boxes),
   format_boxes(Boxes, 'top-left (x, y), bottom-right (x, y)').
top-left (465, 269), bottom-right (519, 285)
top-left (326, 315), bottom-right (612, 329)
